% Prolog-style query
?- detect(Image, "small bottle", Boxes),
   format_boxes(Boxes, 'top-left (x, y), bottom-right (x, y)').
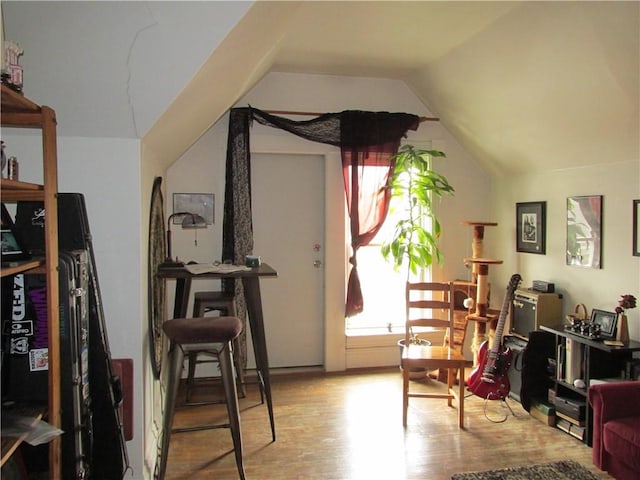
top-left (7, 156), bottom-right (19, 180)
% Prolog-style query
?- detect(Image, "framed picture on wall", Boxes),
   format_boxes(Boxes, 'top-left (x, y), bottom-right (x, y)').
top-left (633, 199), bottom-right (640, 257)
top-left (566, 195), bottom-right (602, 268)
top-left (173, 193), bottom-right (215, 225)
top-left (516, 201), bottom-right (546, 254)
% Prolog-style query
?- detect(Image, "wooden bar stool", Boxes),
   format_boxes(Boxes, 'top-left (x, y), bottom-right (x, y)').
top-left (158, 316), bottom-right (245, 480)
top-left (187, 291), bottom-right (246, 400)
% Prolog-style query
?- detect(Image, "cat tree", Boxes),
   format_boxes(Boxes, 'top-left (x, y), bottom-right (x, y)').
top-left (461, 221), bottom-right (502, 364)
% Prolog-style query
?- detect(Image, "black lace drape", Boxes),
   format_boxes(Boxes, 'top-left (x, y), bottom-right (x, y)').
top-left (223, 107), bottom-right (419, 322)
top-left (222, 108), bottom-right (253, 368)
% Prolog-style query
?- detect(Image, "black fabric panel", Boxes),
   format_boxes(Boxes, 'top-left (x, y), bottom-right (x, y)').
top-left (520, 330), bottom-right (556, 411)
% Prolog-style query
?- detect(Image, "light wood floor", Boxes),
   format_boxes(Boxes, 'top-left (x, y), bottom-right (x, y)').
top-left (164, 368), bottom-right (611, 480)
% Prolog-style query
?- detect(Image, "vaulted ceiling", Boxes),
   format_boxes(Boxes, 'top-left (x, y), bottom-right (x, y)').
top-left (3, 1), bottom-right (638, 175)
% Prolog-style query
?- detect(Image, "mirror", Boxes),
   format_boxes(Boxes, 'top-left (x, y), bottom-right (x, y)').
top-left (148, 176), bottom-right (167, 379)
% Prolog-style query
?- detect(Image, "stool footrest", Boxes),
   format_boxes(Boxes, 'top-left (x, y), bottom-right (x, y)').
top-left (172, 423), bottom-right (230, 433)
top-left (180, 397), bottom-right (226, 406)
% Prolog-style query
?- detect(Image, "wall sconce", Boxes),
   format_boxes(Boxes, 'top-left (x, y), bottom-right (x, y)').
top-left (162, 211), bottom-right (207, 267)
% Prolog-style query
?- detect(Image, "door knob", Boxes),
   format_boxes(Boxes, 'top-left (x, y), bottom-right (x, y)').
top-left (313, 260), bottom-right (322, 268)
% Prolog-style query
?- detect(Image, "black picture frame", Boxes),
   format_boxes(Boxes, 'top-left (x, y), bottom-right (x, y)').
top-left (591, 308), bottom-right (617, 339)
top-left (633, 199), bottom-right (640, 257)
top-left (516, 201), bottom-right (546, 254)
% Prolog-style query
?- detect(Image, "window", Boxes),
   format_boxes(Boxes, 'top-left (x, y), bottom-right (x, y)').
top-left (345, 182), bottom-right (430, 335)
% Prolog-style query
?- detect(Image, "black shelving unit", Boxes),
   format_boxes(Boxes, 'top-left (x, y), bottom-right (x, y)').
top-left (541, 324), bottom-right (640, 446)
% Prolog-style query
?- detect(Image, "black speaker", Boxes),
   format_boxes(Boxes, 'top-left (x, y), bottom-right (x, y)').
top-left (519, 331), bottom-right (556, 412)
top-left (504, 335), bottom-right (528, 403)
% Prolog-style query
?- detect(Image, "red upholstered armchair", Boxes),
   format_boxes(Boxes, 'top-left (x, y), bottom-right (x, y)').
top-left (588, 381), bottom-right (640, 480)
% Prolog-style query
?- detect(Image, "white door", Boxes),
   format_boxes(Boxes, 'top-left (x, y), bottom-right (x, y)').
top-left (250, 153), bottom-right (325, 368)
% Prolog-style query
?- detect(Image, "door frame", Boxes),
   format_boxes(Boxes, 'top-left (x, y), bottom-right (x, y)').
top-left (251, 130), bottom-right (346, 371)
top-left (251, 152), bottom-right (326, 368)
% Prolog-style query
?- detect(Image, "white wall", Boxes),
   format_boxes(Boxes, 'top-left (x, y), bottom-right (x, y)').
top-left (2, 133), bottom-right (145, 478)
top-left (491, 160), bottom-right (640, 340)
top-left (60, 137), bottom-right (144, 477)
top-left (167, 72), bottom-right (493, 370)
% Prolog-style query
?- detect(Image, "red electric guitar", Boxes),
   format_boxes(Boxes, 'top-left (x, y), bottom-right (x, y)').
top-left (467, 273), bottom-right (522, 400)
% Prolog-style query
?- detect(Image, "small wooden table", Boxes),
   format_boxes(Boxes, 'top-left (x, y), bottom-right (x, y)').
top-left (157, 263), bottom-right (278, 440)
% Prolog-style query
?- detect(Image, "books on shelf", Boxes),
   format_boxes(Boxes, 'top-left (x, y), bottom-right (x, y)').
top-left (556, 417), bottom-right (586, 441)
top-left (556, 411), bottom-right (585, 427)
top-left (626, 359), bottom-right (640, 380)
top-left (529, 398), bottom-right (556, 426)
top-left (564, 337), bottom-right (583, 384)
top-left (556, 344), bottom-right (564, 381)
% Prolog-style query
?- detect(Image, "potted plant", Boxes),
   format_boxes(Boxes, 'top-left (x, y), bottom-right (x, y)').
top-left (381, 145), bottom-right (454, 376)
top-left (381, 144), bottom-right (454, 277)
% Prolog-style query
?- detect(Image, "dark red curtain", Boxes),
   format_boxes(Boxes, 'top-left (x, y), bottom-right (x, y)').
top-left (340, 111), bottom-right (419, 316)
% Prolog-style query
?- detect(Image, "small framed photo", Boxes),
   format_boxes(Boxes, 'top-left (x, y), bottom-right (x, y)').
top-left (591, 309), bottom-right (617, 339)
top-left (633, 199), bottom-right (640, 257)
top-left (173, 193), bottom-right (214, 225)
top-left (516, 201), bottom-right (546, 254)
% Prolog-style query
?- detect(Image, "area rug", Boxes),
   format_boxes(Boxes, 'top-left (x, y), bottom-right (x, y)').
top-left (451, 460), bottom-right (604, 480)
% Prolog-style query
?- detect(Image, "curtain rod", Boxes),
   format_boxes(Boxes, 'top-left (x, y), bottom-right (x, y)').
top-left (261, 109), bottom-right (439, 123)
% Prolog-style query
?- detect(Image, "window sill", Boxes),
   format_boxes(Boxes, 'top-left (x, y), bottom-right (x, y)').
top-left (346, 327), bottom-right (403, 337)
top-left (345, 329), bottom-right (444, 349)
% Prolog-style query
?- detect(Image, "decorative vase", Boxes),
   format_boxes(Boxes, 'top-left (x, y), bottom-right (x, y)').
top-left (615, 313), bottom-right (629, 343)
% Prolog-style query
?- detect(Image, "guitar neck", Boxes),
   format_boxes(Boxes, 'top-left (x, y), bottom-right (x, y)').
top-left (491, 299), bottom-right (510, 350)
top-left (489, 274), bottom-right (521, 354)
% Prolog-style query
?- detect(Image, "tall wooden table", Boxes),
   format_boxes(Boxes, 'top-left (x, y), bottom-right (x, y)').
top-left (157, 263), bottom-right (278, 441)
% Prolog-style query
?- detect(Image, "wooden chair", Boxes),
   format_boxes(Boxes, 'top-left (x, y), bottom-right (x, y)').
top-left (434, 282), bottom-right (474, 382)
top-left (402, 281), bottom-right (467, 428)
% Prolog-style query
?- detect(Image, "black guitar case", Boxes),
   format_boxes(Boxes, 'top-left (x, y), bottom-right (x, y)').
top-left (59, 250), bottom-right (92, 479)
top-left (14, 193), bottom-right (129, 479)
top-left (2, 251), bottom-right (92, 478)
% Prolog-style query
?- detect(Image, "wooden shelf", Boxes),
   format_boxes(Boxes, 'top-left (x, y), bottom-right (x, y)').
top-left (1, 83), bottom-right (61, 478)
top-left (0, 178), bottom-right (45, 201)
top-left (542, 324), bottom-right (640, 446)
top-left (0, 258), bottom-right (44, 278)
top-left (1, 178), bottom-right (44, 191)
top-left (1, 85), bottom-right (40, 113)
top-left (1, 85), bottom-right (46, 128)
top-left (1, 406), bottom-right (46, 467)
